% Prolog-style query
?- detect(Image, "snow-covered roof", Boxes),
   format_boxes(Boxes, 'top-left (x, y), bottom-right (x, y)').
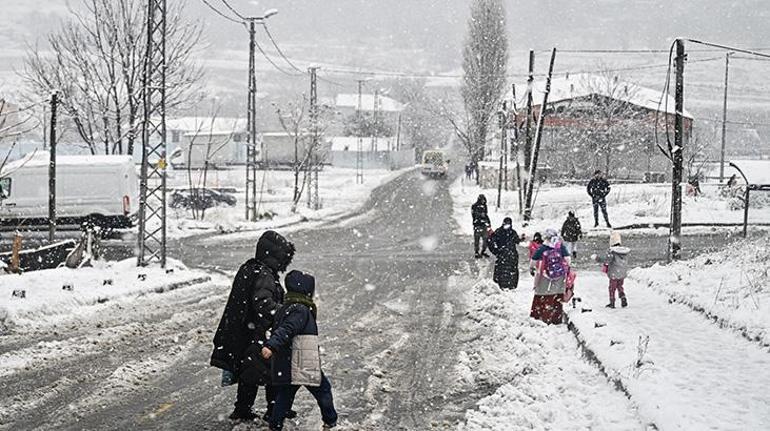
top-left (328, 136), bottom-right (396, 152)
top-left (334, 94), bottom-right (404, 112)
top-left (167, 117), bottom-right (247, 134)
top-left (727, 160), bottom-right (770, 185)
top-left (2, 151), bottom-right (133, 172)
top-left (509, 74), bottom-right (694, 119)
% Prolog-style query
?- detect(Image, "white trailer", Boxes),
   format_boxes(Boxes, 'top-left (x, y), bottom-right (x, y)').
top-left (0, 152), bottom-right (138, 229)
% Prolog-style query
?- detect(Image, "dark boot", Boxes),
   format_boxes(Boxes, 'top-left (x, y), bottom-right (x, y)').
top-left (605, 303), bottom-right (615, 309)
top-left (620, 296), bottom-right (628, 308)
top-left (230, 409), bottom-right (258, 421)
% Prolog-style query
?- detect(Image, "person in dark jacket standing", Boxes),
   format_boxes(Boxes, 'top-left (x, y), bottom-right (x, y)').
top-left (560, 211), bottom-right (583, 258)
top-left (262, 270), bottom-right (338, 431)
top-left (471, 194), bottom-right (491, 258)
top-left (488, 217), bottom-right (522, 289)
top-left (586, 170), bottom-right (612, 228)
top-left (211, 230), bottom-right (296, 421)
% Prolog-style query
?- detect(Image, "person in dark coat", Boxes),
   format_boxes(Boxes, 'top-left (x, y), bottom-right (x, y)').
top-left (261, 270), bottom-right (338, 431)
top-left (210, 230), bottom-right (296, 421)
top-left (560, 211), bottom-right (583, 258)
top-left (586, 170), bottom-right (612, 228)
top-left (488, 217), bottom-right (521, 289)
top-left (471, 194), bottom-right (491, 258)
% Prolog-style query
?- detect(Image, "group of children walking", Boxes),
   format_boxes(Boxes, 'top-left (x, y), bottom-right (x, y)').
top-left (475, 194), bottom-right (631, 324)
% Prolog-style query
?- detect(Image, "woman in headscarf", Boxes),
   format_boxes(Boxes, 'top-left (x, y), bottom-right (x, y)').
top-left (528, 228), bottom-right (571, 324)
top-left (488, 217), bottom-right (521, 290)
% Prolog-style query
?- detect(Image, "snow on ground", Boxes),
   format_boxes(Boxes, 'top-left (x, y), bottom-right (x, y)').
top-left (454, 267), bottom-right (645, 431)
top-left (0, 259), bottom-right (211, 329)
top-left (162, 167), bottom-right (408, 239)
top-left (629, 234), bottom-right (770, 346)
top-left (566, 271), bottom-right (770, 430)
top-left (450, 176), bottom-right (770, 238)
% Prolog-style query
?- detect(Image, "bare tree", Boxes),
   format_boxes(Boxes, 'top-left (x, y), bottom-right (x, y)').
top-left (0, 99), bottom-right (41, 176)
top-left (182, 108), bottom-right (236, 221)
top-left (459, 0), bottom-right (509, 174)
top-left (21, 0), bottom-right (204, 155)
top-left (578, 70), bottom-right (641, 174)
top-left (274, 96), bottom-right (333, 213)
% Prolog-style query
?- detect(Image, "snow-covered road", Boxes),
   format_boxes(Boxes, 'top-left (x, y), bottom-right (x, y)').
top-left (2, 168), bottom-right (759, 430)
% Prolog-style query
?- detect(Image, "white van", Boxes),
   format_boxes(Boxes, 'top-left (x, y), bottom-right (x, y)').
top-left (421, 149), bottom-right (449, 178)
top-left (0, 152), bottom-right (138, 228)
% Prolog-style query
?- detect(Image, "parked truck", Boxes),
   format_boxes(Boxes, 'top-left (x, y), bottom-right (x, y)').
top-left (0, 152), bottom-right (138, 229)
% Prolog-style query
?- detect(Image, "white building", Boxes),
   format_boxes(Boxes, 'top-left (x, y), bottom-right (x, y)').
top-left (167, 117), bottom-right (247, 167)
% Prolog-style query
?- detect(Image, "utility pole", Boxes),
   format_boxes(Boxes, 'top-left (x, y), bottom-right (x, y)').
top-left (496, 107), bottom-right (505, 209)
top-left (512, 84), bottom-right (523, 215)
top-left (356, 79), bottom-right (365, 184)
top-left (371, 88), bottom-right (379, 153)
top-left (48, 91), bottom-right (58, 243)
top-left (524, 48), bottom-right (556, 221)
top-left (245, 20), bottom-right (258, 221)
top-left (503, 102), bottom-right (509, 192)
top-left (395, 112), bottom-right (402, 151)
top-left (524, 50), bottom-right (535, 192)
top-left (137, 0), bottom-right (168, 267)
top-left (669, 39), bottom-right (686, 261)
top-left (719, 52), bottom-right (731, 183)
top-left (307, 66), bottom-right (320, 210)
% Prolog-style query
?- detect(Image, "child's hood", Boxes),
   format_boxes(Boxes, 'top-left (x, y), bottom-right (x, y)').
top-left (609, 246), bottom-right (631, 255)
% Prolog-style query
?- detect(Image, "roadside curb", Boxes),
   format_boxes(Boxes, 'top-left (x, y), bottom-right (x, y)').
top-left (563, 313), bottom-right (659, 431)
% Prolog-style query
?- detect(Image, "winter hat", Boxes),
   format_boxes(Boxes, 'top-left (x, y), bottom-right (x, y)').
top-left (502, 217), bottom-right (513, 229)
top-left (544, 228), bottom-right (560, 247)
top-left (532, 232), bottom-right (543, 244)
top-left (478, 194), bottom-right (486, 203)
top-left (285, 270), bottom-right (315, 298)
top-left (568, 211), bottom-right (575, 217)
top-left (610, 231), bottom-right (622, 247)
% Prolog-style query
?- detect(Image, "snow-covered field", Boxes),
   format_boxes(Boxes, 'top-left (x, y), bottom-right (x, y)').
top-left (162, 167), bottom-right (408, 239)
top-left (451, 176), bottom-right (770, 237)
top-left (567, 271), bottom-right (770, 430)
top-left (629, 235), bottom-right (770, 346)
top-left (454, 269), bottom-right (645, 430)
top-left (0, 259), bottom-right (211, 329)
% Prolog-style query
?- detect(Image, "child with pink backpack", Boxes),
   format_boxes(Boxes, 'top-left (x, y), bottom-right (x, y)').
top-left (593, 231), bottom-right (631, 308)
top-left (529, 228), bottom-right (572, 324)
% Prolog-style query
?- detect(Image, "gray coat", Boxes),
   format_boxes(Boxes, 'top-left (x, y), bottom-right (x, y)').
top-left (596, 246), bottom-right (631, 279)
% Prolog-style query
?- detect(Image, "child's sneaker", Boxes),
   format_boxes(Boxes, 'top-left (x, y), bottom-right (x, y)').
top-left (605, 303), bottom-right (615, 309)
top-left (621, 297), bottom-right (628, 308)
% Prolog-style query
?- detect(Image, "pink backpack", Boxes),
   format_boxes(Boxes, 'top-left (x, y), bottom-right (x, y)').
top-left (540, 243), bottom-right (567, 279)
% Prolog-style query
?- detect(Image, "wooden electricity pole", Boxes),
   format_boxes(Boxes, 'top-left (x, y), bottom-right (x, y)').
top-left (719, 52), bottom-right (731, 183)
top-left (523, 48), bottom-right (556, 221)
top-left (669, 39), bottom-right (686, 261)
top-left (524, 50), bottom-right (534, 188)
top-left (48, 91), bottom-right (58, 242)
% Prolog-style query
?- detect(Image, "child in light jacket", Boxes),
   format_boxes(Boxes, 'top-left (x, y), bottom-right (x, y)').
top-left (594, 231), bottom-right (630, 308)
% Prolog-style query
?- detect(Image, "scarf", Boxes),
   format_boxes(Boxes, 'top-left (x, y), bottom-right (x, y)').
top-left (284, 291), bottom-right (317, 319)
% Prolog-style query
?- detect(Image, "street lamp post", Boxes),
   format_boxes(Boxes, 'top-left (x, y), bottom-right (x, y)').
top-left (245, 9), bottom-right (278, 222)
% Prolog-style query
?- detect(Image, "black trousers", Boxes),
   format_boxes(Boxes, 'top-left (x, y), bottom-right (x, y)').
top-left (592, 198), bottom-right (610, 226)
top-left (234, 382), bottom-right (275, 414)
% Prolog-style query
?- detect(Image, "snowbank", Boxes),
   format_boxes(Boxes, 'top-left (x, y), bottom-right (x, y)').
top-left (566, 272), bottom-right (770, 430)
top-left (628, 235), bottom-right (770, 346)
top-left (455, 272), bottom-right (643, 430)
top-left (162, 167), bottom-right (409, 239)
top-left (0, 259), bottom-right (211, 328)
top-left (450, 176), bottom-right (770, 238)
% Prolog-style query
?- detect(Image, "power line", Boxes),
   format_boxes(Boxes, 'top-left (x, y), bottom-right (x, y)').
top-left (253, 37), bottom-right (303, 76)
top-left (261, 23), bottom-right (306, 74)
top-left (684, 39), bottom-right (770, 60)
top-left (219, 0), bottom-right (246, 20)
top-left (198, 0), bottom-right (242, 24)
